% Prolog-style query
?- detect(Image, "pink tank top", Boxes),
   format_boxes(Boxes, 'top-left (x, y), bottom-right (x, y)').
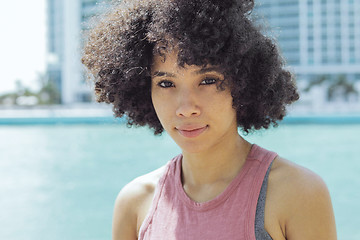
top-left (138, 144), bottom-right (277, 240)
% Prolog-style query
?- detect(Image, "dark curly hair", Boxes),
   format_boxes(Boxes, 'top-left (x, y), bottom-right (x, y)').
top-left (82, 0), bottom-right (299, 135)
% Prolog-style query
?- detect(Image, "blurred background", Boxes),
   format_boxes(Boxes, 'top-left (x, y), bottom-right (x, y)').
top-left (0, 0), bottom-right (359, 239)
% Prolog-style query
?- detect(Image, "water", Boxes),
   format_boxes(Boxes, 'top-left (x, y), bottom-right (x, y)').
top-left (0, 123), bottom-right (359, 240)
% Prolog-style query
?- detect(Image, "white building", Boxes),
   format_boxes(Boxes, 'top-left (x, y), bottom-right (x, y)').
top-left (47, 0), bottom-right (360, 108)
top-left (255, 0), bottom-right (360, 111)
top-left (46, 0), bottom-right (109, 104)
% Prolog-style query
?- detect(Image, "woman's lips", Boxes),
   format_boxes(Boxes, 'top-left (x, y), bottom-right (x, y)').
top-left (176, 125), bottom-right (208, 138)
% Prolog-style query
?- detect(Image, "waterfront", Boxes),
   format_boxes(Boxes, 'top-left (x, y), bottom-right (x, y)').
top-left (0, 123), bottom-right (359, 239)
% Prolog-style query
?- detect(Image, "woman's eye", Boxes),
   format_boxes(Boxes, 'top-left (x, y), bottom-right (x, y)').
top-left (158, 80), bottom-right (174, 88)
top-left (200, 78), bottom-right (218, 85)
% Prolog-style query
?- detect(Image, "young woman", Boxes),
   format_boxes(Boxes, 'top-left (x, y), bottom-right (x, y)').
top-left (82, 0), bottom-right (337, 239)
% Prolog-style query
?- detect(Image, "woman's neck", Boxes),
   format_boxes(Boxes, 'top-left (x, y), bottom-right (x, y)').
top-left (181, 134), bottom-right (252, 187)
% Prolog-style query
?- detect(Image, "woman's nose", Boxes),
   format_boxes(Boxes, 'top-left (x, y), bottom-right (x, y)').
top-left (175, 89), bottom-right (201, 118)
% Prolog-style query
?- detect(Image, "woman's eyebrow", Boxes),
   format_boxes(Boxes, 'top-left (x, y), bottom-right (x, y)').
top-left (152, 71), bottom-right (176, 78)
top-left (194, 67), bottom-right (223, 75)
top-left (152, 67), bottom-right (223, 78)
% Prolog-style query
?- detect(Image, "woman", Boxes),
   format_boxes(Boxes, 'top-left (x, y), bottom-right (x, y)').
top-left (82, 0), bottom-right (337, 239)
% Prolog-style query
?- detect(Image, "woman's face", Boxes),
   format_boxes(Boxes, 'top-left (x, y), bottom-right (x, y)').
top-left (151, 50), bottom-right (239, 153)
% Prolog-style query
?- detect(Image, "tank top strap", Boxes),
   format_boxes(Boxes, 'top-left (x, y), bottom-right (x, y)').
top-left (245, 144), bottom-right (278, 239)
top-left (255, 160), bottom-right (274, 240)
top-left (138, 154), bottom-right (181, 238)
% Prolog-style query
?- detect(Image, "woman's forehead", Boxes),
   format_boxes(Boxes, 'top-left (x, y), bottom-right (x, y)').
top-left (151, 48), bottom-right (223, 75)
top-left (151, 51), bottom-right (222, 75)
top-left (151, 49), bottom-right (178, 69)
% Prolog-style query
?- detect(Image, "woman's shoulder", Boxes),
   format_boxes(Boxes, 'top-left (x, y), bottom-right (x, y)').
top-left (115, 164), bottom-right (167, 214)
top-left (270, 156), bottom-right (328, 194)
top-left (119, 164), bottom-right (167, 200)
top-left (268, 156), bottom-right (331, 211)
top-left (112, 165), bottom-right (167, 239)
top-left (265, 156), bottom-right (337, 239)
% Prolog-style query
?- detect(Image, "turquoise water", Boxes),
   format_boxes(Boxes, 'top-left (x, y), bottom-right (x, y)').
top-left (0, 123), bottom-right (359, 240)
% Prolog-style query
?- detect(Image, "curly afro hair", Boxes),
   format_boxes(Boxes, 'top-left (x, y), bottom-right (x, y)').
top-left (82, 0), bottom-right (299, 135)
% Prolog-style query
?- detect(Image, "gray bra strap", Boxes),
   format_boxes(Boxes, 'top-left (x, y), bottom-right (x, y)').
top-left (254, 161), bottom-right (274, 240)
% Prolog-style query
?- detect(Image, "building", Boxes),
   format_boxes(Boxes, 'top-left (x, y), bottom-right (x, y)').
top-left (46, 0), bottom-right (109, 104)
top-left (46, 0), bottom-right (360, 107)
top-left (255, 0), bottom-right (360, 109)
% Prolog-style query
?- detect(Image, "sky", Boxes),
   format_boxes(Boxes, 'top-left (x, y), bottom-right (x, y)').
top-left (0, 0), bottom-right (46, 95)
